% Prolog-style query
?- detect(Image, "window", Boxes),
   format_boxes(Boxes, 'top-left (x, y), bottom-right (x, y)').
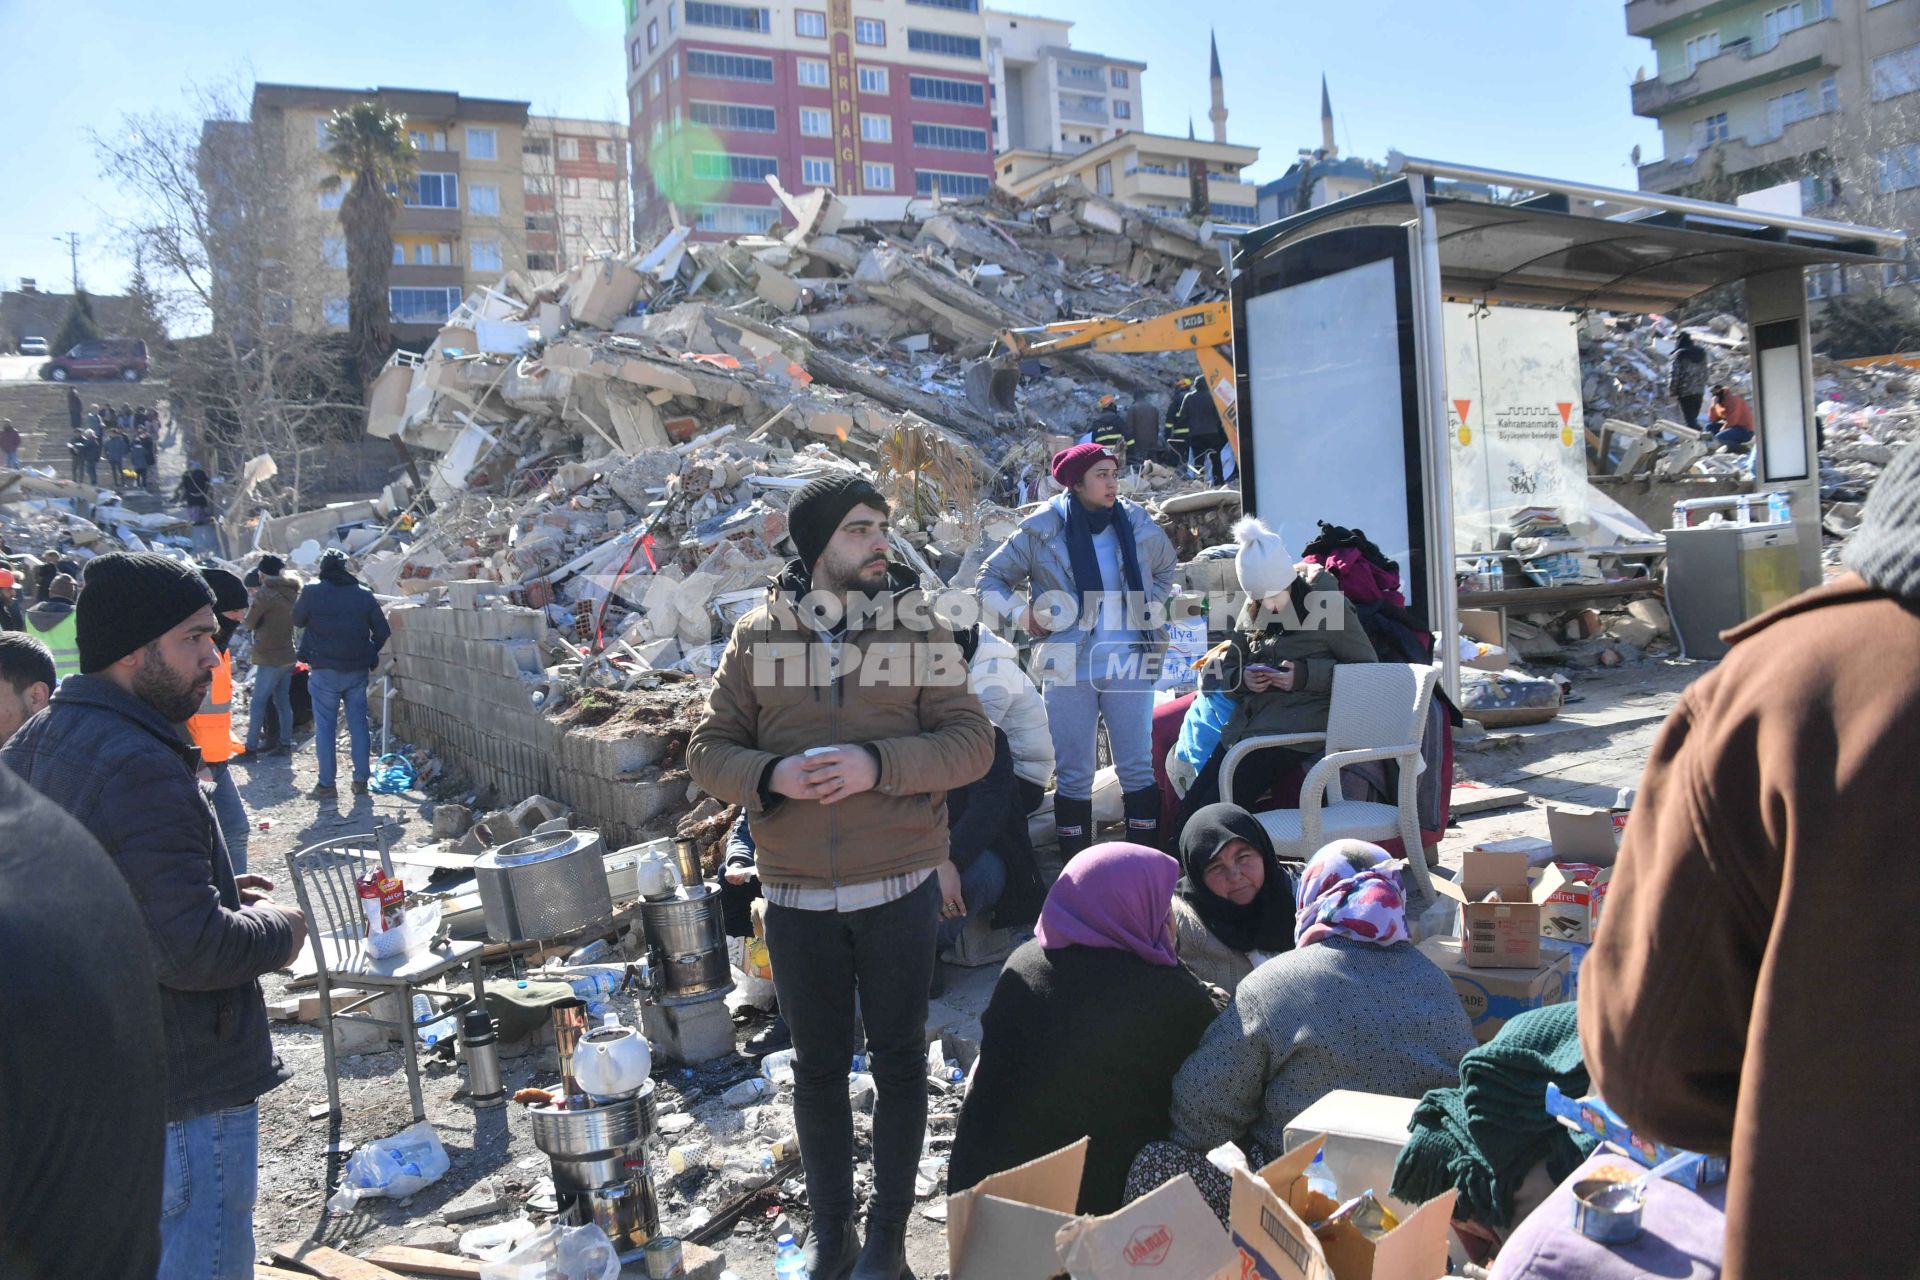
top-left (796, 9), bottom-right (826, 37)
top-left (1691, 112), bottom-right (1730, 150)
top-left (858, 66), bottom-right (888, 94)
top-left (798, 58), bottom-right (830, 87)
top-left (800, 107), bottom-right (832, 137)
top-left (466, 126), bottom-right (497, 160)
top-left (856, 17), bottom-right (886, 44)
top-left (1883, 245), bottom-right (1918, 288)
top-left (1806, 265), bottom-right (1848, 299)
top-left (1880, 143), bottom-right (1920, 193)
top-left (1095, 161), bottom-right (1112, 197)
top-left (558, 176), bottom-right (578, 197)
top-left (689, 50), bottom-right (775, 81)
top-left (1110, 67), bottom-right (1129, 88)
top-left (471, 240), bottom-right (503, 272)
top-left (686, 1), bottom-right (770, 31)
top-left (915, 169), bottom-right (991, 197)
top-left (803, 157), bottom-right (835, 186)
top-left (647, 17), bottom-right (659, 49)
top-left (411, 242), bottom-right (450, 266)
top-left (1210, 202), bottom-right (1257, 224)
top-left (692, 152), bottom-right (779, 180)
top-left (630, 37), bottom-right (644, 69)
top-left (906, 0), bottom-right (977, 8)
top-left (863, 161), bottom-right (894, 190)
top-left (600, 218), bottom-right (618, 237)
top-left (1820, 75), bottom-right (1839, 113)
top-left (526, 213), bottom-right (556, 231)
top-left (565, 216), bottom-right (582, 235)
top-left (321, 237), bottom-right (347, 269)
top-left (650, 69), bottom-right (662, 95)
top-left (314, 116), bottom-right (334, 149)
top-left (598, 178), bottom-right (618, 198)
top-left (1682, 30), bottom-right (1720, 72)
top-left (469, 183), bottom-right (501, 215)
top-left (323, 298), bottom-right (349, 327)
top-left (907, 29), bottom-right (980, 59)
top-left (1872, 44), bottom-right (1920, 101)
top-left (909, 74), bottom-right (985, 105)
top-left (391, 242), bottom-right (405, 265)
top-left (527, 173), bottom-right (554, 195)
top-left (1765, 87), bottom-right (1813, 136)
top-left (693, 203), bottom-right (777, 233)
top-left (690, 101), bottom-right (778, 131)
top-left (527, 252), bottom-right (559, 272)
top-left (1800, 173), bottom-right (1838, 209)
top-left (559, 137), bottom-right (580, 161)
top-left (597, 140), bottom-right (618, 163)
top-left (1759, 2), bottom-right (1827, 51)
top-left (389, 287), bottom-right (464, 325)
top-left (408, 128), bottom-right (447, 152)
top-left (670, 53), bottom-right (679, 80)
top-left (1114, 100), bottom-right (1131, 120)
top-left (668, 0), bottom-right (677, 27)
top-left (861, 113), bottom-right (892, 142)
top-left (912, 122), bottom-right (988, 152)
top-left (405, 172), bottom-right (459, 208)
top-left (524, 137), bottom-right (552, 157)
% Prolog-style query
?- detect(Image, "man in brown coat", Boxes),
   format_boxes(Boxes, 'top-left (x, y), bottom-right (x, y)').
top-left (240, 555), bottom-right (299, 756)
top-left (688, 474), bottom-right (994, 1280)
top-left (1581, 445), bottom-right (1920, 1280)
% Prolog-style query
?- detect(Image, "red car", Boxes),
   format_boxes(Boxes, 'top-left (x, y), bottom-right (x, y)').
top-left (39, 337), bottom-right (148, 383)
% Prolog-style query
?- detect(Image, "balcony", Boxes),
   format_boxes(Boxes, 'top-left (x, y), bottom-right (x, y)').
top-left (1637, 110), bottom-right (1838, 192)
top-left (1119, 169), bottom-right (1192, 202)
top-left (393, 205), bottom-right (463, 235)
top-left (1626, 0), bottom-right (1732, 39)
top-left (1056, 64), bottom-right (1107, 89)
top-left (1058, 95), bottom-right (1109, 125)
top-left (1631, 18), bottom-right (1841, 117)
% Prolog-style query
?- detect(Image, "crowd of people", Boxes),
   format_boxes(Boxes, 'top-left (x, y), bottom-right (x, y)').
top-left (1, 435), bottom-right (1914, 1279)
top-left (62, 388), bottom-right (165, 490)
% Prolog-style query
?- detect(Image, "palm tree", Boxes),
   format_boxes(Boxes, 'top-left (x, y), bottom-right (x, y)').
top-left (322, 103), bottom-right (414, 391)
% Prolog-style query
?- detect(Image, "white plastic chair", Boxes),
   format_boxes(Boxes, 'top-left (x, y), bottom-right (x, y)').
top-left (1219, 662), bottom-right (1440, 904)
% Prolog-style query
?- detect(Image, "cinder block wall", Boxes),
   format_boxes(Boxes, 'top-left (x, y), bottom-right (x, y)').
top-left (383, 604), bottom-right (684, 844)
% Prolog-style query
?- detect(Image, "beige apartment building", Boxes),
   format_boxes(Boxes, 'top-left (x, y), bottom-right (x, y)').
top-left (245, 84), bottom-right (532, 338)
top-left (996, 132), bottom-right (1261, 224)
top-left (1626, 0), bottom-right (1919, 294)
top-left (985, 9), bottom-right (1146, 156)
top-left (524, 117), bottom-right (631, 273)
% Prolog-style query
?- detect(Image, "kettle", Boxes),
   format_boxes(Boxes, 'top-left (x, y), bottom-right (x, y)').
top-left (573, 1013), bottom-right (652, 1102)
top-left (631, 841), bottom-right (681, 901)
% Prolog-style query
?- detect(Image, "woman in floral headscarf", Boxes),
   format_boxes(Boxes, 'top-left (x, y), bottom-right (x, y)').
top-left (1125, 840), bottom-right (1472, 1222)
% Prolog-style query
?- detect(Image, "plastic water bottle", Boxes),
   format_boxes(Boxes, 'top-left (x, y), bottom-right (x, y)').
top-left (723, 1076), bottom-right (774, 1107)
top-left (773, 1233), bottom-right (809, 1280)
top-left (1307, 1149), bottom-right (1339, 1203)
top-left (411, 994), bottom-right (456, 1047)
top-left (760, 1048), bottom-right (798, 1086)
top-left (1766, 491), bottom-right (1791, 525)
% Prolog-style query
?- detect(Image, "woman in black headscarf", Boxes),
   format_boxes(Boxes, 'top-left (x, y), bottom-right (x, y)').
top-left (1170, 803), bottom-right (1296, 991)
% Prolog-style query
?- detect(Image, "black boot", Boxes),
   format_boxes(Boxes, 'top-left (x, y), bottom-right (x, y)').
top-left (1053, 794), bottom-right (1094, 864)
top-left (851, 1217), bottom-right (911, 1280)
top-left (803, 1213), bottom-right (860, 1280)
top-left (1122, 787), bottom-right (1163, 849)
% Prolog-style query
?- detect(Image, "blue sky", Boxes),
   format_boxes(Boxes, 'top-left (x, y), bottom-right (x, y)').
top-left (0, 0), bottom-right (1660, 301)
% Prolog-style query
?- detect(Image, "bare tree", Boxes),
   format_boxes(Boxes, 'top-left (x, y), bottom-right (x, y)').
top-left (90, 80), bottom-right (365, 517)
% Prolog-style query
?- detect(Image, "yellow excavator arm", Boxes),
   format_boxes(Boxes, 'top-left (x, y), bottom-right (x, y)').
top-left (966, 301), bottom-right (1239, 457)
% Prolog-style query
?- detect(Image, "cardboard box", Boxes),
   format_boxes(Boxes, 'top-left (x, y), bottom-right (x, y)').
top-left (1544, 1084), bottom-right (1728, 1189)
top-left (1228, 1135), bottom-right (1456, 1280)
top-left (1432, 849), bottom-right (1565, 968)
top-left (1474, 835), bottom-right (1556, 867)
top-left (1281, 1092), bottom-right (1423, 1223)
top-left (1542, 862), bottom-right (1614, 944)
top-left (1545, 803), bottom-right (1626, 862)
top-left (1459, 608), bottom-right (1509, 672)
top-left (946, 1139), bottom-right (1238, 1280)
top-left (1418, 938), bottom-right (1569, 1043)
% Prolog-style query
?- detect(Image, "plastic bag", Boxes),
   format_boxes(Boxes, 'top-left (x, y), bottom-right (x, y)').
top-left (460, 1217), bottom-right (538, 1262)
top-left (478, 1222), bottom-right (620, 1280)
top-left (1173, 690), bottom-right (1235, 773)
top-left (365, 898), bottom-right (443, 961)
top-left (326, 1121), bottom-right (450, 1211)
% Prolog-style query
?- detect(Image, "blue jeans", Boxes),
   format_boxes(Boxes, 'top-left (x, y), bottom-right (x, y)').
top-left (159, 1102), bottom-right (258, 1280)
top-left (246, 663), bottom-right (294, 751)
top-left (208, 762), bottom-right (248, 875)
top-left (2, 449), bottom-right (17, 468)
top-left (308, 667), bottom-right (370, 788)
top-left (938, 851), bottom-right (1007, 951)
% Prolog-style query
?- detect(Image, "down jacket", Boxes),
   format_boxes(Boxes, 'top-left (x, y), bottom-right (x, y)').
top-left (687, 561), bottom-right (996, 889)
top-left (976, 498), bottom-right (1179, 660)
top-left (2, 675), bottom-right (294, 1122)
top-left (243, 571), bottom-right (300, 667)
top-left (968, 626), bottom-right (1054, 789)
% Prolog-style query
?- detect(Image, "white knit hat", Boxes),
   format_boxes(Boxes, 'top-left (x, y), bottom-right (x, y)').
top-left (1232, 515), bottom-right (1296, 601)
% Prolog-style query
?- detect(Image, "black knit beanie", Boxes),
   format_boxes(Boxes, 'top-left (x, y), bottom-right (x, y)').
top-left (76, 553), bottom-right (217, 673)
top-left (1844, 443), bottom-right (1920, 601)
top-left (258, 555), bottom-right (285, 577)
top-left (787, 475), bottom-right (889, 570)
top-left (200, 567), bottom-right (250, 615)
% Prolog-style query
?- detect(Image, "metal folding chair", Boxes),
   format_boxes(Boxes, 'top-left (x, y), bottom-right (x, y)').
top-left (283, 823), bottom-right (488, 1125)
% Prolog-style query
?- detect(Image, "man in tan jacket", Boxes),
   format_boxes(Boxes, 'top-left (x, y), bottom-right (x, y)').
top-left (1581, 445), bottom-right (1920, 1280)
top-left (689, 474), bottom-right (994, 1280)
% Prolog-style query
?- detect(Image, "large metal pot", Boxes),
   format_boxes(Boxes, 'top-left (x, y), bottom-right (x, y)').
top-left (528, 1083), bottom-right (656, 1161)
top-left (475, 829), bottom-right (612, 943)
top-left (637, 884), bottom-right (732, 1006)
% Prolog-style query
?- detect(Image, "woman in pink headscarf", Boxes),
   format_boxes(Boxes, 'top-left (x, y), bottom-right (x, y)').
top-left (947, 843), bottom-right (1222, 1213)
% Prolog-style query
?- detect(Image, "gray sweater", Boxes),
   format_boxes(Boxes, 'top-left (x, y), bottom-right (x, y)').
top-left (1170, 936), bottom-right (1475, 1154)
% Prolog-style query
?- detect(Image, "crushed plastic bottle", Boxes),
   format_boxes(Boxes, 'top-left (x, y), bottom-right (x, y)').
top-left (772, 1232), bottom-right (810, 1279)
top-left (411, 994), bottom-right (456, 1047)
top-left (1306, 1150), bottom-right (1339, 1204)
top-left (723, 1076), bottom-right (774, 1107)
top-left (761, 1048), bottom-right (798, 1086)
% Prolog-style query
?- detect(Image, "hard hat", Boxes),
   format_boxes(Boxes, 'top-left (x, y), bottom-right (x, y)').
top-left (0, 569), bottom-right (13, 590)
top-left (1098, 394), bottom-right (1116, 408)
top-left (1177, 377), bottom-right (1193, 389)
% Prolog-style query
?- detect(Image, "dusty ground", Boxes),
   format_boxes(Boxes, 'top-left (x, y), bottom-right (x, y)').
top-left (233, 650), bottom-right (1700, 1276)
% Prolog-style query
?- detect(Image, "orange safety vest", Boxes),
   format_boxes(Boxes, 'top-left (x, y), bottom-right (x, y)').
top-left (189, 649), bottom-right (238, 763)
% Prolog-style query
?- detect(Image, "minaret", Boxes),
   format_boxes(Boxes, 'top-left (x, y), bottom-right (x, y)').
top-left (1320, 74), bottom-right (1338, 159)
top-left (1208, 32), bottom-right (1228, 144)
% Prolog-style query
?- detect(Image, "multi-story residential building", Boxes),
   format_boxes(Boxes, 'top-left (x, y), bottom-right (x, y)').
top-left (995, 133), bottom-right (1261, 226)
top-left (1626, 0), bottom-right (1920, 294)
top-left (241, 84), bottom-right (531, 339)
top-left (623, 0), bottom-right (996, 239)
top-left (524, 117), bottom-right (632, 273)
top-left (985, 9), bottom-right (1145, 156)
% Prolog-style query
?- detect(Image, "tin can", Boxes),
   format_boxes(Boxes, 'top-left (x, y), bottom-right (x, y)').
top-left (644, 1236), bottom-right (685, 1278)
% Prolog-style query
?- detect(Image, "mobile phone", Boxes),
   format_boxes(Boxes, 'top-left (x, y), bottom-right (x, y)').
top-left (1246, 664), bottom-right (1278, 675)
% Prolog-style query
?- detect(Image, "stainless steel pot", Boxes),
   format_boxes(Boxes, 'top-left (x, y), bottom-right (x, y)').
top-left (475, 829), bottom-right (612, 943)
top-left (528, 1082), bottom-right (657, 1161)
top-left (637, 884), bottom-right (732, 1006)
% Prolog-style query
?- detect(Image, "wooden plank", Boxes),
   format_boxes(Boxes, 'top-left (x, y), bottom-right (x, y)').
top-left (258, 1267), bottom-right (319, 1280)
top-left (361, 1246), bottom-right (484, 1279)
top-left (1449, 784), bottom-right (1531, 817)
top-left (271, 1242), bottom-right (408, 1280)
top-left (1457, 580), bottom-right (1662, 610)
